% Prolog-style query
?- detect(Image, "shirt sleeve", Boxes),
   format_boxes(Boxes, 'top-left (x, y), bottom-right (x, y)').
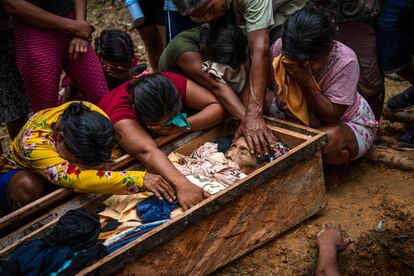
top-left (98, 82), bottom-right (138, 125)
top-left (23, 139), bottom-right (145, 195)
top-left (158, 27), bottom-right (201, 71)
top-left (323, 59), bottom-right (359, 106)
top-left (243, 0), bottom-right (274, 32)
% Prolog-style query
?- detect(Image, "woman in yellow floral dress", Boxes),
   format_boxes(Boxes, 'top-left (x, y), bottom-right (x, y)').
top-left (0, 101), bottom-right (175, 213)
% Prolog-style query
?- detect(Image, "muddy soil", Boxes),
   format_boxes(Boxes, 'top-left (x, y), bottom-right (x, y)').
top-left (214, 162), bottom-right (414, 275)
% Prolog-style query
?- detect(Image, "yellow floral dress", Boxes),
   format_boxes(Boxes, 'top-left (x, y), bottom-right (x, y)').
top-left (0, 102), bottom-right (145, 194)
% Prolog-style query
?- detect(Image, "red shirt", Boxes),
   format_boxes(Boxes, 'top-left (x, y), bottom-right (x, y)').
top-left (98, 72), bottom-right (188, 124)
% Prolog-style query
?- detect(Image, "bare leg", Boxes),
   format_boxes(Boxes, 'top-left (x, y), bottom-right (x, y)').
top-left (316, 223), bottom-right (352, 276)
top-left (320, 124), bottom-right (359, 166)
top-left (156, 24), bottom-right (166, 49)
top-left (7, 170), bottom-right (47, 211)
top-left (137, 24), bottom-right (165, 70)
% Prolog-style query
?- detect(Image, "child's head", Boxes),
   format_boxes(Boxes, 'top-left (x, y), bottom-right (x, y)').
top-left (55, 102), bottom-right (116, 167)
top-left (200, 19), bottom-right (248, 69)
top-left (127, 73), bottom-right (182, 126)
top-left (95, 29), bottom-right (135, 68)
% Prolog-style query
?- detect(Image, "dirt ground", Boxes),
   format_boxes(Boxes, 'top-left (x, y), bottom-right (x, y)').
top-left (1, 2), bottom-right (413, 275)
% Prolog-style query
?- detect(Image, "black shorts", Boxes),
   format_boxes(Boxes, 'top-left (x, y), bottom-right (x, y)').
top-left (137, 0), bottom-right (165, 28)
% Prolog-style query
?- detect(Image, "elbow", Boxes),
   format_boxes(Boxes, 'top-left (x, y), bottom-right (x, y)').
top-left (134, 145), bottom-right (158, 164)
top-left (1, 0), bottom-right (17, 14)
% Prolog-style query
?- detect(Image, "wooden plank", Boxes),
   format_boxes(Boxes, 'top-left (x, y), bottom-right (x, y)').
top-left (268, 125), bottom-right (312, 141)
top-left (264, 116), bottom-right (323, 136)
top-left (0, 188), bottom-right (74, 236)
top-left (365, 144), bottom-right (414, 171)
top-left (0, 194), bottom-right (102, 253)
top-left (0, 131), bottom-right (209, 251)
top-left (0, 132), bottom-right (188, 237)
top-left (383, 107), bottom-right (414, 123)
top-left (81, 131), bottom-right (326, 275)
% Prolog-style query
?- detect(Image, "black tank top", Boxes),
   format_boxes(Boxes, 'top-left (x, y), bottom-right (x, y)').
top-left (28, 0), bottom-right (74, 17)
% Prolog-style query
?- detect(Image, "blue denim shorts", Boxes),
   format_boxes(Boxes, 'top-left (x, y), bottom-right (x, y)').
top-left (377, 0), bottom-right (414, 73)
top-left (0, 169), bottom-right (20, 213)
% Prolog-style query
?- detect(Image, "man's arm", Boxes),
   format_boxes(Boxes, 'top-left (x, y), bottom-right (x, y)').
top-left (74, 0), bottom-right (87, 21)
top-left (235, 28), bottom-right (276, 156)
top-left (1, 0), bottom-right (93, 39)
top-left (177, 52), bottom-right (246, 120)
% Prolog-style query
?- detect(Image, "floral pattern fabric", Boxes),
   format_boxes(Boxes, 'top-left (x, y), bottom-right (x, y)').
top-left (0, 101), bottom-right (145, 195)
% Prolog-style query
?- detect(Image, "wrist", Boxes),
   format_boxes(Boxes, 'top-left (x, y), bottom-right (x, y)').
top-left (318, 244), bottom-right (338, 258)
top-left (63, 18), bottom-right (77, 33)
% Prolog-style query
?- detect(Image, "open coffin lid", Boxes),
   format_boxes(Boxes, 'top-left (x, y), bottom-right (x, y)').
top-left (0, 117), bottom-right (327, 275)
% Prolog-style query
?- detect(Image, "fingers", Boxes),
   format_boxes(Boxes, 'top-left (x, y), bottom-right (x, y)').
top-left (179, 200), bottom-right (189, 211)
top-left (159, 180), bottom-right (176, 202)
top-left (151, 189), bottom-right (163, 201)
top-left (68, 43), bottom-right (75, 60)
top-left (245, 135), bottom-right (255, 155)
top-left (344, 237), bottom-right (353, 248)
top-left (73, 42), bottom-right (80, 60)
top-left (257, 132), bottom-right (269, 156)
top-left (251, 134), bottom-right (263, 157)
top-left (202, 190), bottom-right (210, 198)
top-left (264, 128), bottom-right (276, 150)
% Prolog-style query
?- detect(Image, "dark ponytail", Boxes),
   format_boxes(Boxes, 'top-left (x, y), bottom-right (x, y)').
top-left (58, 102), bottom-right (116, 166)
top-left (95, 29), bottom-right (134, 64)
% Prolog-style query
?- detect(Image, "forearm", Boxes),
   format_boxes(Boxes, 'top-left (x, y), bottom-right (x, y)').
top-left (1, 0), bottom-right (76, 31)
top-left (187, 103), bottom-right (225, 131)
top-left (316, 247), bottom-right (340, 276)
top-left (245, 45), bottom-right (270, 119)
top-left (74, 0), bottom-right (87, 21)
top-left (137, 147), bottom-right (190, 190)
top-left (300, 80), bottom-right (341, 124)
top-left (209, 83), bottom-right (246, 120)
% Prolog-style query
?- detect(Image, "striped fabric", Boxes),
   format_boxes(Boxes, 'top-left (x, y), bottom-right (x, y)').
top-left (12, 12), bottom-right (109, 112)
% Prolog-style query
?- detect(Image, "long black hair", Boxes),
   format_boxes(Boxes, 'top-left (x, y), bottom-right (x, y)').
top-left (281, 5), bottom-right (337, 61)
top-left (57, 102), bottom-right (116, 166)
top-left (200, 13), bottom-right (248, 69)
top-left (95, 29), bottom-right (134, 65)
top-left (127, 73), bottom-right (182, 123)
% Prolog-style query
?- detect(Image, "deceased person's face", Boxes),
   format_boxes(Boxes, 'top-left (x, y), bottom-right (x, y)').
top-left (225, 137), bottom-right (258, 174)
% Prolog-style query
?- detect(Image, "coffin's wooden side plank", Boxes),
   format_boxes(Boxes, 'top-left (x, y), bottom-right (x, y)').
top-left (119, 153), bottom-right (325, 275)
top-left (0, 132), bottom-right (190, 238)
top-left (81, 133), bottom-right (326, 275)
top-left (264, 116), bottom-right (323, 136)
top-left (0, 194), bottom-right (106, 254)
top-left (0, 131), bottom-right (210, 253)
top-left (0, 188), bottom-right (74, 235)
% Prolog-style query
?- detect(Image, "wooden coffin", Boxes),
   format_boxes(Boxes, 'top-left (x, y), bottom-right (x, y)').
top-left (0, 132), bottom-right (187, 237)
top-left (0, 118), bottom-right (326, 275)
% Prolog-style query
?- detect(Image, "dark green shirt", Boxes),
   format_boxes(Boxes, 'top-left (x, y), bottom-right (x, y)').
top-left (158, 26), bottom-right (202, 72)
